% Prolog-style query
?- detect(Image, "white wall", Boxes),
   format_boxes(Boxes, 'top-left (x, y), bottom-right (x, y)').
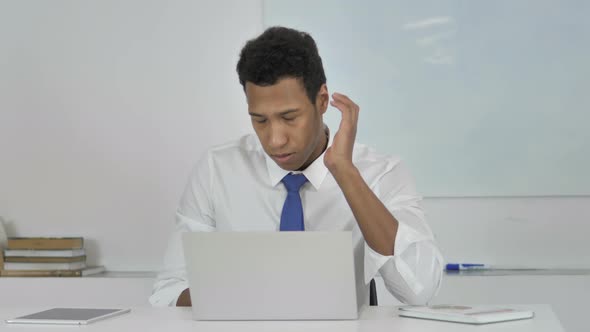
top-left (424, 196), bottom-right (590, 268)
top-left (0, 0), bottom-right (261, 270)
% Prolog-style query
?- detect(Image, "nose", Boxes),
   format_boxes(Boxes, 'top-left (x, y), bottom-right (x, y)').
top-left (268, 122), bottom-right (288, 150)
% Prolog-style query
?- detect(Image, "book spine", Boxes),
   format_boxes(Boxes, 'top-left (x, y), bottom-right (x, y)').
top-left (6, 237), bottom-right (84, 250)
top-left (0, 269), bottom-right (83, 277)
top-left (4, 256), bottom-right (86, 263)
top-left (3, 249), bottom-right (86, 257)
top-left (3, 262), bottom-right (87, 271)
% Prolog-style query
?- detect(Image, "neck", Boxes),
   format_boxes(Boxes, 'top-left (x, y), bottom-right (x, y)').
top-left (297, 126), bottom-right (329, 171)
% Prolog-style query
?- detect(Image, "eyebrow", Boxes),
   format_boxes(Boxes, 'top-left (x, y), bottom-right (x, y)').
top-left (248, 109), bottom-right (299, 117)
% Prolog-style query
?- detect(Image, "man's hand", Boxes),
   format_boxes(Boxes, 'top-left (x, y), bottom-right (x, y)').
top-left (324, 93), bottom-right (359, 176)
top-left (323, 92), bottom-right (399, 256)
top-left (176, 288), bottom-right (192, 306)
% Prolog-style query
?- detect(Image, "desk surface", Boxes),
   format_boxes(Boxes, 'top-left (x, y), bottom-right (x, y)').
top-left (0, 305), bottom-right (562, 332)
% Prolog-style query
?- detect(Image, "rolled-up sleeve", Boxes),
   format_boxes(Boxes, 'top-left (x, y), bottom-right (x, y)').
top-left (149, 154), bottom-right (216, 307)
top-left (364, 160), bottom-right (444, 305)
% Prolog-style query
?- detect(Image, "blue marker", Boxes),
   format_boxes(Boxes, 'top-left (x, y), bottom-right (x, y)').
top-left (446, 263), bottom-right (489, 271)
top-left (445, 263), bottom-right (543, 271)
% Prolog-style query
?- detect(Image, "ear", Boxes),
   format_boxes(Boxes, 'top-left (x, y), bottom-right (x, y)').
top-left (315, 84), bottom-right (329, 115)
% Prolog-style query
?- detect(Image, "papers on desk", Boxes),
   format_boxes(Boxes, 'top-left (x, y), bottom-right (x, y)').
top-left (399, 304), bottom-right (534, 324)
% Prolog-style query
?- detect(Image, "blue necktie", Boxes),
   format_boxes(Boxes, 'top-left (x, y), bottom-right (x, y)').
top-left (280, 173), bottom-right (308, 231)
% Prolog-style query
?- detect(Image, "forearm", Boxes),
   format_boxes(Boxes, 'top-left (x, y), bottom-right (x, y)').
top-left (379, 240), bottom-right (443, 305)
top-left (332, 165), bottom-right (399, 256)
top-left (176, 288), bottom-right (192, 306)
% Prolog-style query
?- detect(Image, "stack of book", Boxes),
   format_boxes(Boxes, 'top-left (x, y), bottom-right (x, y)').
top-left (0, 237), bottom-right (105, 277)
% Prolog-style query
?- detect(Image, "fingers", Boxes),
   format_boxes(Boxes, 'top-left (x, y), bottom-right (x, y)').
top-left (330, 92), bottom-right (359, 124)
top-left (332, 92), bottom-right (356, 107)
top-left (330, 99), bottom-right (353, 129)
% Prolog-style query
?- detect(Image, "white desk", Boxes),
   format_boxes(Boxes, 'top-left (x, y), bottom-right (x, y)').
top-left (0, 305), bottom-right (563, 332)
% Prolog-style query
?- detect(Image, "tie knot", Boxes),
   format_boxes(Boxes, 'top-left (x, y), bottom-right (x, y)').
top-left (281, 173), bottom-right (308, 192)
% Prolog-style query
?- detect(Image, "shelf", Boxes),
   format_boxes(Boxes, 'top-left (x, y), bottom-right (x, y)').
top-left (445, 269), bottom-right (590, 277)
top-left (86, 271), bottom-right (156, 278)
top-left (0, 270), bottom-right (156, 279)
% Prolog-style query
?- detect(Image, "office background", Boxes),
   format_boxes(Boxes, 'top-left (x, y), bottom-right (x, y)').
top-left (265, 0), bottom-right (590, 197)
top-left (0, 1), bottom-right (589, 330)
top-left (1, 0), bottom-right (588, 271)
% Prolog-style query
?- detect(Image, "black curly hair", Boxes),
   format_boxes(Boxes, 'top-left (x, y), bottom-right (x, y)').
top-left (236, 26), bottom-right (327, 104)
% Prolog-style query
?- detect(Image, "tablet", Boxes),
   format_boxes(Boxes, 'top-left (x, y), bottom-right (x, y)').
top-left (5, 308), bottom-right (131, 325)
top-left (399, 305), bottom-right (534, 325)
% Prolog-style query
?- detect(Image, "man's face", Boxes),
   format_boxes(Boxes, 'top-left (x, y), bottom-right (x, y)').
top-left (246, 77), bottom-right (328, 171)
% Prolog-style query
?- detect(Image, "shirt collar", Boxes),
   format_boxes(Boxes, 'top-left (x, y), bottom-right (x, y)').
top-left (264, 126), bottom-right (332, 191)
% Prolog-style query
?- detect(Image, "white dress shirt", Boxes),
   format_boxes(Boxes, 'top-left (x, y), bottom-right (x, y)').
top-left (150, 132), bottom-right (444, 307)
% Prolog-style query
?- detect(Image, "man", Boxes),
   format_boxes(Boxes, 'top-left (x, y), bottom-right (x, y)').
top-left (150, 27), bottom-right (443, 307)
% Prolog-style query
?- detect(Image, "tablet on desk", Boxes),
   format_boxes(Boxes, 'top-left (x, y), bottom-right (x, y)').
top-left (399, 305), bottom-right (534, 325)
top-left (5, 308), bottom-right (131, 325)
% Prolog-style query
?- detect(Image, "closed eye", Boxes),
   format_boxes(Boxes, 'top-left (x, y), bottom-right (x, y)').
top-left (249, 114), bottom-right (267, 123)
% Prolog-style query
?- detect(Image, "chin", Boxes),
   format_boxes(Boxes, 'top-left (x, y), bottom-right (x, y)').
top-left (278, 163), bottom-right (300, 171)
top-left (277, 160), bottom-right (303, 171)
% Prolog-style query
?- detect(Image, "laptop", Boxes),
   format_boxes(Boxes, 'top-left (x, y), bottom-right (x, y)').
top-left (182, 231), bottom-right (358, 320)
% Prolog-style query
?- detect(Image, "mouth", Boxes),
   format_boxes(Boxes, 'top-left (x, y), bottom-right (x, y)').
top-left (272, 153), bottom-right (294, 164)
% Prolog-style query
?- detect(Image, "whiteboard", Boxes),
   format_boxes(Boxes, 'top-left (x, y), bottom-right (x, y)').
top-left (264, 0), bottom-right (590, 196)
